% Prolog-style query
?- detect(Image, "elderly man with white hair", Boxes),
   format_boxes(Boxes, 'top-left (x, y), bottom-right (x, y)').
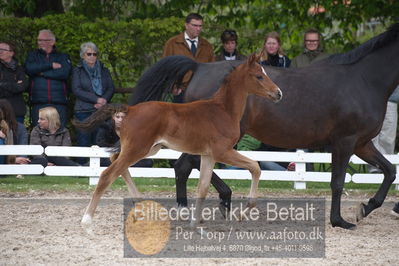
top-left (25, 29), bottom-right (71, 128)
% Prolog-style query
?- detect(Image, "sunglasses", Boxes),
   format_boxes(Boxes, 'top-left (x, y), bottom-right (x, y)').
top-left (86, 52), bottom-right (97, 56)
top-left (225, 30), bottom-right (237, 36)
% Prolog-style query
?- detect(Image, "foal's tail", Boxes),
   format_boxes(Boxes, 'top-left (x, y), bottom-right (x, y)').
top-left (72, 104), bottom-right (127, 132)
top-left (128, 55), bottom-right (199, 105)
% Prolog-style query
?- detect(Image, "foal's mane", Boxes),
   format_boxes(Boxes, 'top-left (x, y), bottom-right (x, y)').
top-left (327, 22), bottom-right (399, 65)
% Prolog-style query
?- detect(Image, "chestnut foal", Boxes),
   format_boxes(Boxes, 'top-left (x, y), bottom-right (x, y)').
top-left (80, 53), bottom-right (282, 229)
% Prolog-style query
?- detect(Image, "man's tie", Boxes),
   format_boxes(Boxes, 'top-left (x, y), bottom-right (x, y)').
top-left (188, 39), bottom-right (196, 56)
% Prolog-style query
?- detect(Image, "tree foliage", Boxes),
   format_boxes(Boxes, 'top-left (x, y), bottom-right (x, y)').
top-left (0, 14), bottom-right (182, 91)
top-left (0, 0), bottom-right (398, 88)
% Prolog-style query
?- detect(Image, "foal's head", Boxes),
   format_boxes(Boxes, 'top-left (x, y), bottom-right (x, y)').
top-left (240, 53), bottom-right (282, 102)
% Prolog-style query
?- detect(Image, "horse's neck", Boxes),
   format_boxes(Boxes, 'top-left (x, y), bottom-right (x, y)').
top-left (360, 42), bottom-right (399, 93)
top-left (212, 75), bottom-right (248, 122)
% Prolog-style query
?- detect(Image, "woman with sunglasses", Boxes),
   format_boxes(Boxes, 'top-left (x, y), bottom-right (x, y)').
top-left (72, 42), bottom-right (115, 163)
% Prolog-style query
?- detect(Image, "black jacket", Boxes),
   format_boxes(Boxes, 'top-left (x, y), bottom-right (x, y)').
top-left (0, 59), bottom-right (28, 117)
top-left (25, 48), bottom-right (71, 105)
top-left (96, 120), bottom-right (119, 147)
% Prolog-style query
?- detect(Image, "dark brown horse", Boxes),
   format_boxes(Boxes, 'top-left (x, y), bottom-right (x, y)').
top-left (77, 54), bottom-right (282, 230)
top-left (129, 23), bottom-right (399, 230)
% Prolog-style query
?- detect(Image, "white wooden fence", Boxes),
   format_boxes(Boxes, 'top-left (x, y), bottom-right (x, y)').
top-left (0, 145), bottom-right (398, 190)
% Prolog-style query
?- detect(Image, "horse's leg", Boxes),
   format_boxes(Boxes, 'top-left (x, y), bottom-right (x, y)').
top-left (215, 149), bottom-right (261, 208)
top-left (174, 153), bottom-right (193, 207)
top-left (330, 138), bottom-right (356, 229)
top-left (354, 141), bottom-right (396, 221)
top-left (82, 141), bottom-right (153, 229)
top-left (174, 153), bottom-right (232, 208)
top-left (120, 144), bottom-right (163, 199)
top-left (190, 155), bottom-right (215, 228)
top-left (81, 155), bottom-right (132, 229)
top-left (109, 153), bottom-right (141, 198)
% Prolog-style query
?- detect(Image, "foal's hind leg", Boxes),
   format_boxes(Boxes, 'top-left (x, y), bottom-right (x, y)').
top-left (354, 141), bottom-right (396, 221)
top-left (81, 146), bottom-right (150, 230)
top-left (81, 157), bottom-right (132, 230)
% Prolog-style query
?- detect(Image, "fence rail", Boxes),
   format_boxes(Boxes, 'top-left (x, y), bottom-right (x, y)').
top-left (0, 145), bottom-right (398, 189)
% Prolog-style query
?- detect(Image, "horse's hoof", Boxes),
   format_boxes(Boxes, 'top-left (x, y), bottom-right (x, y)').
top-left (190, 219), bottom-right (198, 228)
top-left (390, 210), bottom-right (399, 219)
top-left (356, 203), bottom-right (366, 222)
top-left (246, 198), bottom-right (257, 209)
top-left (81, 214), bottom-right (94, 236)
top-left (219, 200), bottom-right (230, 219)
top-left (331, 219), bottom-right (356, 230)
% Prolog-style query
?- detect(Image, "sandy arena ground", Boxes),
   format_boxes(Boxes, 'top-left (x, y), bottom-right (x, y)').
top-left (0, 191), bottom-right (398, 265)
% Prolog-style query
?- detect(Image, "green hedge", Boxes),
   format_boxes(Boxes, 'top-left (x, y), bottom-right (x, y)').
top-left (0, 13), bottom-right (183, 92)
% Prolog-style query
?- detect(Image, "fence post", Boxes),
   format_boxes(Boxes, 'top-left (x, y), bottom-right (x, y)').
top-left (89, 146), bottom-right (101, 186)
top-left (294, 149), bottom-right (306, 189)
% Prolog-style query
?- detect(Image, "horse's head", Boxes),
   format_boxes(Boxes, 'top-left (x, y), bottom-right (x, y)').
top-left (242, 53), bottom-right (282, 103)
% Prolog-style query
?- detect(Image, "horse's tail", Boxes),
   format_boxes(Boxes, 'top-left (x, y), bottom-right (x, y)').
top-left (72, 104), bottom-right (125, 132)
top-left (128, 55), bottom-right (199, 105)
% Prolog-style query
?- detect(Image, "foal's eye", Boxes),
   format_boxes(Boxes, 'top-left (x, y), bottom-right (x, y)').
top-left (256, 75), bottom-right (263, 80)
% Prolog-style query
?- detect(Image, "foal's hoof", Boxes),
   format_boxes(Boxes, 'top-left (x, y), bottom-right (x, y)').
top-left (81, 215), bottom-right (94, 236)
top-left (81, 222), bottom-right (94, 236)
top-left (246, 198), bottom-right (257, 209)
top-left (356, 203), bottom-right (366, 222)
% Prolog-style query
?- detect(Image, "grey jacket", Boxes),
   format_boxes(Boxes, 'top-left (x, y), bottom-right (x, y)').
top-left (72, 61), bottom-right (114, 112)
top-left (291, 50), bottom-right (330, 68)
top-left (30, 125), bottom-right (72, 147)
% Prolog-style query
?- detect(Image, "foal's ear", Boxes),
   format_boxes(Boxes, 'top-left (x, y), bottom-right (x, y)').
top-left (247, 53), bottom-right (260, 66)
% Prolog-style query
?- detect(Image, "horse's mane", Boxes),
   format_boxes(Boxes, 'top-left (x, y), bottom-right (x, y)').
top-left (219, 66), bottom-right (236, 87)
top-left (327, 22), bottom-right (399, 65)
top-left (129, 55), bottom-right (198, 105)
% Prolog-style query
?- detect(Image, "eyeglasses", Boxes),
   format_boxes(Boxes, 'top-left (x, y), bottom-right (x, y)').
top-left (0, 48), bottom-right (12, 52)
top-left (305, 40), bottom-right (319, 43)
top-left (189, 23), bottom-right (203, 28)
top-left (86, 52), bottom-right (97, 57)
top-left (38, 39), bottom-right (53, 42)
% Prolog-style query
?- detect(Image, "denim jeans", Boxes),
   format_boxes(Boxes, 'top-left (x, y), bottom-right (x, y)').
top-left (74, 111), bottom-right (98, 164)
top-left (74, 111), bottom-right (98, 147)
top-left (259, 161), bottom-right (286, 171)
top-left (0, 138), bottom-right (5, 164)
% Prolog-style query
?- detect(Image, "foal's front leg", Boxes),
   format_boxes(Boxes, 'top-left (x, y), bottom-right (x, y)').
top-left (121, 170), bottom-right (142, 198)
top-left (216, 149), bottom-right (261, 208)
top-left (190, 155), bottom-right (215, 228)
